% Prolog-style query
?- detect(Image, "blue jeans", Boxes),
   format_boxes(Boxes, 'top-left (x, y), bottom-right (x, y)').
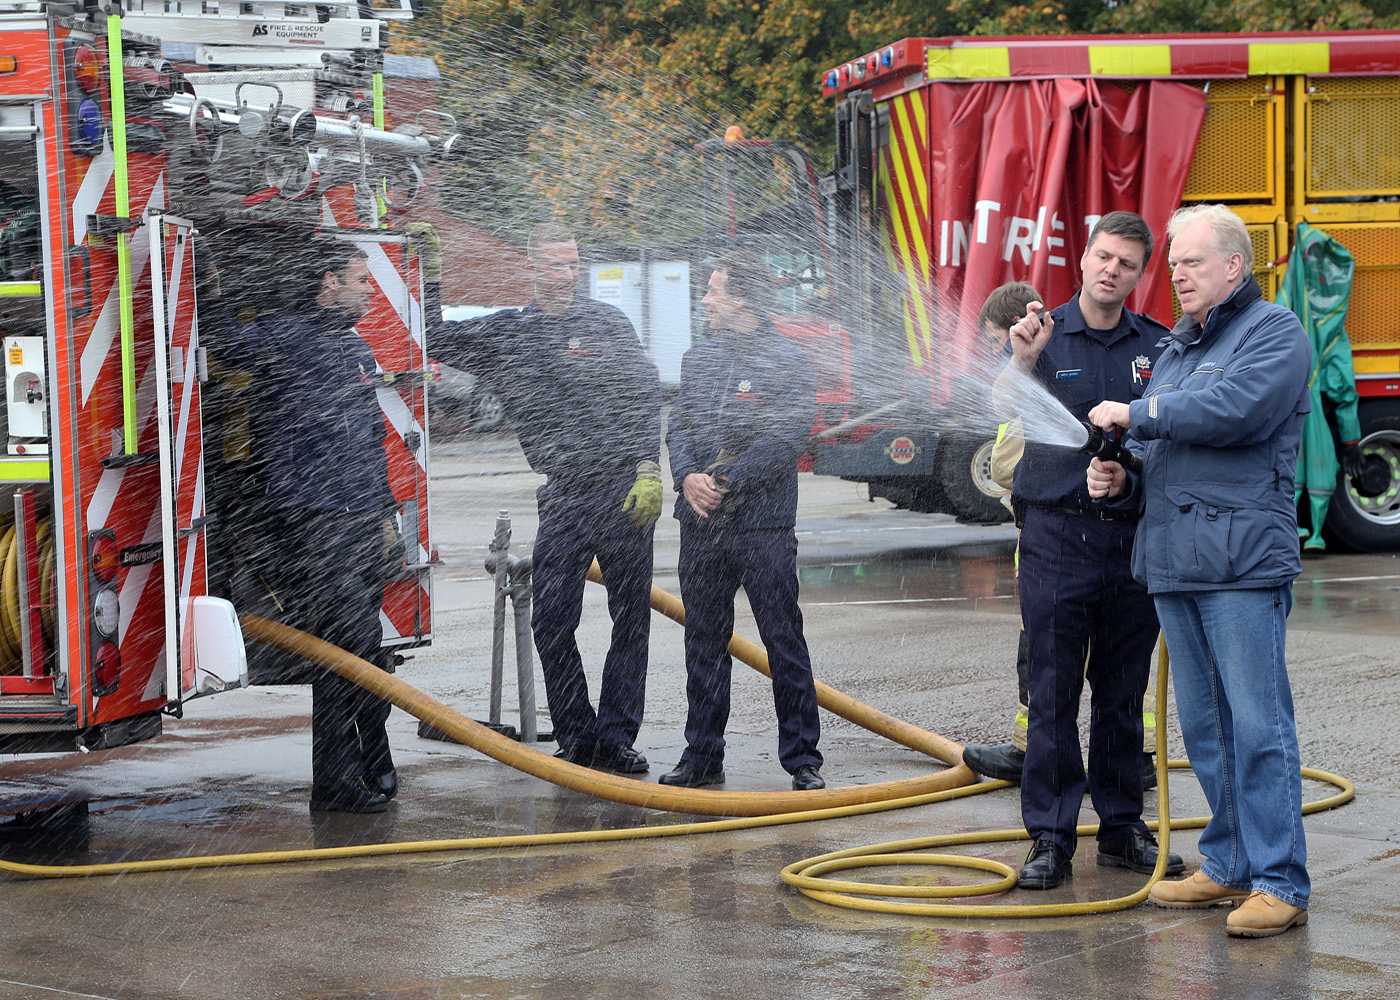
top-left (1154, 587), bottom-right (1309, 908)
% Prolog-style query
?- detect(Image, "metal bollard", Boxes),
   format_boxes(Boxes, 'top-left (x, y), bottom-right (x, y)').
top-left (505, 553), bottom-right (537, 744)
top-left (484, 510), bottom-right (541, 742)
top-left (488, 511), bottom-right (510, 728)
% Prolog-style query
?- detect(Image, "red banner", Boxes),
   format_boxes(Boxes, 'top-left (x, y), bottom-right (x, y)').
top-left (926, 77), bottom-right (1207, 364)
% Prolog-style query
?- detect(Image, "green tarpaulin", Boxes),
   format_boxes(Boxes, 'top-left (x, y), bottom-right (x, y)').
top-left (1276, 222), bottom-right (1361, 552)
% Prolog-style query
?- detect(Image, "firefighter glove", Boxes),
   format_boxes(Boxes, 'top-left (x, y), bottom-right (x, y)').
top-left (381, 514), bottom-right (408, 580)
top-left (622, 460), bottom-right (663, 528)
top-left (1341, 441), bottom-right (1364, 481)
top-left (406, 221), bottom-right (443, 284)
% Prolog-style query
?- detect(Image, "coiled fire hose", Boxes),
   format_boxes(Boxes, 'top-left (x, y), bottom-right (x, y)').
top-left (0, 570), bottom-right (1354, 924)
top-left (0, 515), bottom-right (56, 675)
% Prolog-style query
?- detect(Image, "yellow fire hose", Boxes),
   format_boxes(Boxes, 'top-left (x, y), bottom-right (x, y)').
top-left (0, 516), bottom-right (57, 674)
top-left (0, 573), bottom-right (1354, 926)
top-left (780, 644), bottom-right (1353, 916)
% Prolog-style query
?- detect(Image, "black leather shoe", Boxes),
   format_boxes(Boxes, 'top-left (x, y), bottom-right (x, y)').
top-left (657, 761), bottom-right (725, 788)
top-left (553, 743), bottom-right (597, 766)
top-left (1017, 839), bottom-right (1072, 890)
top-left (962, 742), bottom-right (1025, 783)
top-left (368, 767), bottom-right (398, 800)
top-left (594, 743), bottom-right (649, 774)
top-left (310, 779), bottom-right (390, 814)
top-left (1141, 753), bottom-right (1159, 791)
top-left (1097, 827), bottom-right (1185, 875)
top-left (791, 764), bottom-right (825, 791)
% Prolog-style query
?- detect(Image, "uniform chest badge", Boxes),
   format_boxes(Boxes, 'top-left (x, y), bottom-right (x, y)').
top-left (569, 337), bottom-right (581, 350)
top-left (566, 336), bottom-right (595, 357)
top-left (735, 378), bottom-right (757, 401)
top-left (1132, 354), bottom-right (1153, 385)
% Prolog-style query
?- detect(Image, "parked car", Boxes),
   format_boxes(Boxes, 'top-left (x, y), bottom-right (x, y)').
top-left (429, 305), bottom-right (515, 433)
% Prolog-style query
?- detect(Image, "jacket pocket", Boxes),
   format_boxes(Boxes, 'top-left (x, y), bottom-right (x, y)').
top-left (1181, 503), bottom-right (1235, 583)
top-left (1168, 496), bottom-right (1276, 585)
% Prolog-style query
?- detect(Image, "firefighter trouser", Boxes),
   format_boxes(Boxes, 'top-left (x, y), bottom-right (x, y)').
top-left (676, 524), bottom-right (822, 774)
top-left (263, 508), bottom-right (392, 789)
top-left (1010, 628), bottom-right (1158, 754)
top-left (1018, 508), bottom-right (1158, 856)
top-left (531, 477), bottom-right (654, 752)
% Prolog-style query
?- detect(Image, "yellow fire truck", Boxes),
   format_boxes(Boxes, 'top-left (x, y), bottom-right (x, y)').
top-left (805, 30), bottom-right (1400, 550)
top-left (0, 1), bottom-right (451, 752)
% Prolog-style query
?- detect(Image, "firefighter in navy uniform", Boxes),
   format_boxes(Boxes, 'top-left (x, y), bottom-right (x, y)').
top-left (430, 223), bottom-right (662, 773)
top-left (659, 249), bottom-right (825, 792)
top-left (993, 211), bottom-right (1183, 888)
top-left (226, 236), bottom-right (400, 813)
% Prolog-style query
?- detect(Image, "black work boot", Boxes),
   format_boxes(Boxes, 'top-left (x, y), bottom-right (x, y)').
top-left (962, 742), bottom-right (1026, 783)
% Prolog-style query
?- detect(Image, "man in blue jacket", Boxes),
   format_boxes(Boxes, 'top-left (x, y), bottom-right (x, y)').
top-left (659, 249), bottom-right (825, 791)
top-left (1088, 204), bottom-right (1312, 938)
top-left (432, 223), bottom-right (662, 774)
top-left (995, 211), bottom-right (1182, 890)
top-left (231, 236), bottom-right (399, 813)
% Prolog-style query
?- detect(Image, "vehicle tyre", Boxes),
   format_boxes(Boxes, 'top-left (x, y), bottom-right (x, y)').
top-left (936, 432), bottom-right (1011, 524)
top-left (472, 390), bottom-right (507, 433)
top-left (1325, 398), bottom-right (1400, 552)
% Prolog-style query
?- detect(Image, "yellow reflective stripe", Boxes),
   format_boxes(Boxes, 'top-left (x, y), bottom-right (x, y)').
top-left (1089, 44), bottom-right (1172, 77)
top-left (0, 460), bottom-right (49, 481)
top-left (108, 16), bottom-right (138, 455)
top-left (879, 95), bottom-right (933, 365)
top-left (903, 94), bottom-right (929, 213)
top-left (927, 47), bottom-right (1011, 80)
top-left (1248, 42), bottom-right (1328, 76)
top-left (877, 154), bottom-right (922, 366)
top-left (1014, 710), bottom-right (1029, 730)
top-left (1142, 712), bottom-right (1157, 727)
top-left (886, 95), bottom-right (934, 361)
top-left (995, 421), bottom-right (1011, 445)
top-left (902, 95), bottom-right (935, 364)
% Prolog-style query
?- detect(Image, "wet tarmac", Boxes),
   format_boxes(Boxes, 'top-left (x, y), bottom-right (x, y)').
top-left (3, 432), bottom-right (1400, 999)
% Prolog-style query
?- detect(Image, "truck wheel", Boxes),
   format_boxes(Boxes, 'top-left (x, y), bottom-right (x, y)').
top-left (472, 391), bottom-right (506, 433)
top-left (937, 433), bottom-right (1011, 524)
top-left (1325, 398), bottom-right (1400, 551)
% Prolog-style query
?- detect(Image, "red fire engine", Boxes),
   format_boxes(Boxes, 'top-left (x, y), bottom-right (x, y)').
top-left (705, 31), bottom-right (1400, 550)
top-left (0, 1), bottom-right (450, 753)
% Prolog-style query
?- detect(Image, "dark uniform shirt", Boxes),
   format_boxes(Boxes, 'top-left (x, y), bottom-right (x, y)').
top-left (666, 320), bottom-right (816, 530)
top-left (1011, 293), bottom-right (1167, 511)
top-left (225, 305), bottom-right (394, 512)
top-left (433, 296), bottom-right (661, 484)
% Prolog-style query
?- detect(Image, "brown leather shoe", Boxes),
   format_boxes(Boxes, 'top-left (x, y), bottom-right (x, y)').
top-left (1148, 870), bottom-right (1251, 909)
top-left (1226, 891), bottom-right (1309, 938)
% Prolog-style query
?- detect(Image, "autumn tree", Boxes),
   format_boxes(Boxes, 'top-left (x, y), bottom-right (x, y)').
top-left (401, 1), bottom-right (916, 242)
top-left (399, 0), bottom-right (1400, 245)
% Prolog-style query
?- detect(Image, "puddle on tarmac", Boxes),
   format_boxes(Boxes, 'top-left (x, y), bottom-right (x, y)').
top-left (798, 544), bottom-right (1018, 610)
top-left (798, 546), bottom-right (1400, 632)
